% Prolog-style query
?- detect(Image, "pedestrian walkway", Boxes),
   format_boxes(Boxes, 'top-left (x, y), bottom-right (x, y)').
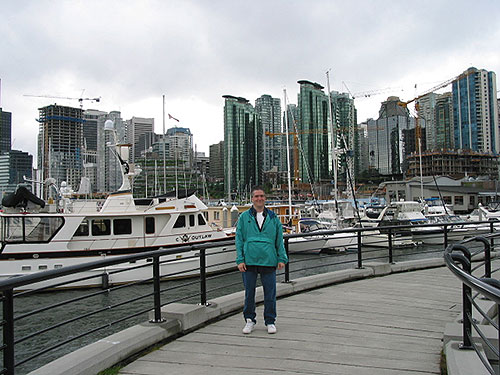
top-left (119, 265), bottom-right (462, 374)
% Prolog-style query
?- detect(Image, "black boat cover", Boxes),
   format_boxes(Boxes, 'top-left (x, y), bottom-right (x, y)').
top-left (2, 186), bottom-right (46, 208)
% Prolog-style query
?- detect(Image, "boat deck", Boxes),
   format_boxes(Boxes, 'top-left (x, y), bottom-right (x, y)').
top-left (120, 265), bottom-right (463, 374)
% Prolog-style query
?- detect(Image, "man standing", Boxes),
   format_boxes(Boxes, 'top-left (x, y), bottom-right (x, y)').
top-left (236, 186), bottom-right (288, 334)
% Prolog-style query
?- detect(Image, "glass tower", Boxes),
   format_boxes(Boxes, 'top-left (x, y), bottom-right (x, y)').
top-left (452, 67), bottom-right (499, 153)
top-left (255, 95), bottom-right (282, 173)
top-left (223, 95), bottom-right (262, 199)
top-left (0, 108), bottom-right (12, 153)
top-left (297, 80), bottom-right (330, 183)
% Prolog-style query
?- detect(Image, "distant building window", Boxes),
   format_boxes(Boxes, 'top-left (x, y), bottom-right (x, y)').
top-left (145, 217), bottom-right (155, 234)
top-left (454, 196), bottom-right (464, 205)
top-left (92, 219), bottom-right (111, 236)
top-left (114, 218), bottom-right (132, 235)
top-left (173, 215), bottom-right (186, 228)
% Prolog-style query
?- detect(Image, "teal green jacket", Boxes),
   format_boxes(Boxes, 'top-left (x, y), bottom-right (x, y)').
top-left (235, 206), bottom-right (288, 267)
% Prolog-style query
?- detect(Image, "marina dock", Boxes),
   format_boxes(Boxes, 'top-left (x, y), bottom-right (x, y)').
top-left (119, 264), bottom-right (463, 375)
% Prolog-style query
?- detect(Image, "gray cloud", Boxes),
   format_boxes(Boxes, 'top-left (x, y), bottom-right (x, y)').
top-left (1, 0), bottom-right (499, 156)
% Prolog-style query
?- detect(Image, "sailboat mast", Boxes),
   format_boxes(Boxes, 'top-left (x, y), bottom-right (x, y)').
top-left (283, 88), bottom-right (293, 225)
top-left (326, 70), bottom-right (338, 209)
top-left (162, 95), bottom-right (167, 194)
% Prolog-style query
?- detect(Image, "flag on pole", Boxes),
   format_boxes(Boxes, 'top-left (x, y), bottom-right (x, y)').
top-left (168, 113), bottom-right (180, 122)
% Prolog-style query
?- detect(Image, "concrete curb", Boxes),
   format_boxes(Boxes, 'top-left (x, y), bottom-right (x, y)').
top-left (27, 258), bottom-right (446, 375)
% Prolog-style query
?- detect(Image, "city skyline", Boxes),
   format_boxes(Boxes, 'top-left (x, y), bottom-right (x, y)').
top-left (1, 1), bottom-right (500, 160)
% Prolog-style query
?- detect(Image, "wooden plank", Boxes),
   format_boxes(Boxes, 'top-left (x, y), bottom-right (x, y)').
top-left (120, 264), bottom-right (464, 375)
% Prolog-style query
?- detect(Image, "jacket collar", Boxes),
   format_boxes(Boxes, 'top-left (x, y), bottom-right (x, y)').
top-left (249, 206), bottom-right (275, 219)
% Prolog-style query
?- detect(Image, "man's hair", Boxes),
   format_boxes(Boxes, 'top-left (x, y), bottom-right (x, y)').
top-left (251, 186), bottom-right (265, 197)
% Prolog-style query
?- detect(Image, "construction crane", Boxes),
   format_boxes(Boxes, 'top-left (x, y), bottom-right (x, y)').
top-left (23, 94), bottom-right (101, 109)
top-left (342, 82), bottom-right (403, 100)
top-left (397, 69), bottom-right (476, 155)
top-left (265, 129), bottom-right (328, 186)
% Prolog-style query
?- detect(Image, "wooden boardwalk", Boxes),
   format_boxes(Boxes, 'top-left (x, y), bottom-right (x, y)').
top-left (120, 266), bottom-right (462, 375)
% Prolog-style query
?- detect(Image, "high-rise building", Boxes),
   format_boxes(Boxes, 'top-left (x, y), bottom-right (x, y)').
top-left (0, 108), bottom-right (12, 153)
top-left (357, 121), bottom-right (370, 175)
top-left (329, 91), bottom-right (357, 183)
top-left (255, 95), bottom-right (282, 173)
top-left (0, 150), bottom-right (33, 193)
top-left (452, 67), bottom-right (499, 153)
top-left (297, 80), bottom-right (330, 183)
top-left (152, 127), bottom-right (193, 168)
top-left (434, 93), bottom-right (454, 150)
top-left (367, 97), bottom-right (414, 176)
top-left (83, 109), bottom-right (107, 193)
top-left (223, 95), bottom-right (262, 198)
top-left (126, 117), bottom-right (154, 161)
top-left (37, 105), bottom-right (84, 190)
top-left (417, 93), bottom-right (437, 151)
top-left (209, 141), bottom-right (224, 180)
top-left (96, 111), bottom-right (126, 192)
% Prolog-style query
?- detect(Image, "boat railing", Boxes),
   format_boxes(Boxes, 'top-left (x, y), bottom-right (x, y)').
top-left (0, 220), bottom-right (498, 374)
top-left (444, 233), bottom-right (500, 374)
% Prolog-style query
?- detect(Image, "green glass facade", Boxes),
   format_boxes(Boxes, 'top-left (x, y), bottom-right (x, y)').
top-left (0, 108), bottom-right (12, 153)
top-left (223, 95), bottom-right (262, 199)
top-left (297, 81), bottom-right (330, 183)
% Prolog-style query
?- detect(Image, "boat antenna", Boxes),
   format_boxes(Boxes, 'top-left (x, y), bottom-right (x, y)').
top-left (340, 133), bottom-right (362, 222)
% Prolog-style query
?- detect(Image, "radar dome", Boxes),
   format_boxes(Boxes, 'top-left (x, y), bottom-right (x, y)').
top-left (104, 119), bottom-right (115, 131)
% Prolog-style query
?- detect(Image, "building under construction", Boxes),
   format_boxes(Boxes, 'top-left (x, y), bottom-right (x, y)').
top-left (37, 104), bottom-right (84, 191)
top-left (406, 149), bottom-right (498, 179)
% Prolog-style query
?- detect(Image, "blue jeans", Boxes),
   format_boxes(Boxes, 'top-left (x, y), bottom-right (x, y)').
top-left (242, 269), bottom-right (276, 325)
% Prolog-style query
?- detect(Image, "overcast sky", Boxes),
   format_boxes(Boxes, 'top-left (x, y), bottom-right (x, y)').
top-left (1, 0), bottom-right (500, 159)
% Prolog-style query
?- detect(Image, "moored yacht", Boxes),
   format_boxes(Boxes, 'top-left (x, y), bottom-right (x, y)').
top-left (0, 121), bottom-right (235, 288)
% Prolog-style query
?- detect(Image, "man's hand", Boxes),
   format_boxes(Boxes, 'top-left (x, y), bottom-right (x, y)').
top-left (238, 263), bottom-right (247, 272)
top-left (277, 262), bottom-right (285, 270)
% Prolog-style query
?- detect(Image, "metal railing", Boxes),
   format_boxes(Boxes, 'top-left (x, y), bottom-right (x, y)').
top-left (0, 220), bottom-right (496, 374)
top-left (444, 233), bottom-right (500, 374)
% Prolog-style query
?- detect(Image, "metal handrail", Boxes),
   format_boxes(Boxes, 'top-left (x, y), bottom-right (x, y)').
top-left (0, 220), bottom-right (496, 374)
top-left (444, 237), bottom-right (500, 374)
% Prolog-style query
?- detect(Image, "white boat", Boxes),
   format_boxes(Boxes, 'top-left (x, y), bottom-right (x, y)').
top-left (0, 122), bottom-right (235, 288)
top-left (287, 218), bottom-right (329, 254)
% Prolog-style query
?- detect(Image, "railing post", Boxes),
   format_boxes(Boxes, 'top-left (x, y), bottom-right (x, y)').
top-left (3, 289), bottom-right (15, 375)
top-left (443, 224), bottom-right (448, 250)
top-left (490, 222), bottom-right (495, 252)
top-left (199, 248), bottom-right (208, 306)
top-left (357, 230), bottom-right (362, 269)
top-left (388, 228), bottom-right (393, 264)
top-left (284, 238), bottom-right (290, 283)
top-left (150, 256), bottom-right (165, 323)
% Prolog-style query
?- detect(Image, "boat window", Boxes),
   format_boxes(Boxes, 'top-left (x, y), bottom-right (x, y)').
top-left (145, 217), bottom-right (155, 234)
top-left (24, 217), bottom-right (64, 243)
top-left (189, 214), bottom-right (195, 227)
top-left (173, 215), bottom-right (186, 228)
top-left (214, 211), bottom-right (220, 220)
top-left (114, 218), bottom-right (132, 235)
top-left (92, 219), bottom-right (111, 236)
top-left (38, 265), bottom-right (48, 270)
top-left (454, 196), bottom-right (464, 205)
top-left (203, 212), bottom-right (208, 221)
top-left (3, 217), bottom-right (24, 243)
top-left (21, 266), bottom-right (31, 271)
top-left (74, 220), bottom-right (89, 237)
top-left (54, 264), bottom-right (63, 269)
top-left (198, 214), bottom-right (206, 226)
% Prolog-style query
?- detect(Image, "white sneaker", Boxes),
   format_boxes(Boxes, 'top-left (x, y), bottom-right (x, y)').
top-left (267, 324), bottom-right (277, 334)
top-left (242, 319), bottom-right (255, 334)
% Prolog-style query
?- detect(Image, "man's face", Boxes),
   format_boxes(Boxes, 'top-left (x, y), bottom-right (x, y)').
top-left (251, 190), bottom-right (266, 211)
